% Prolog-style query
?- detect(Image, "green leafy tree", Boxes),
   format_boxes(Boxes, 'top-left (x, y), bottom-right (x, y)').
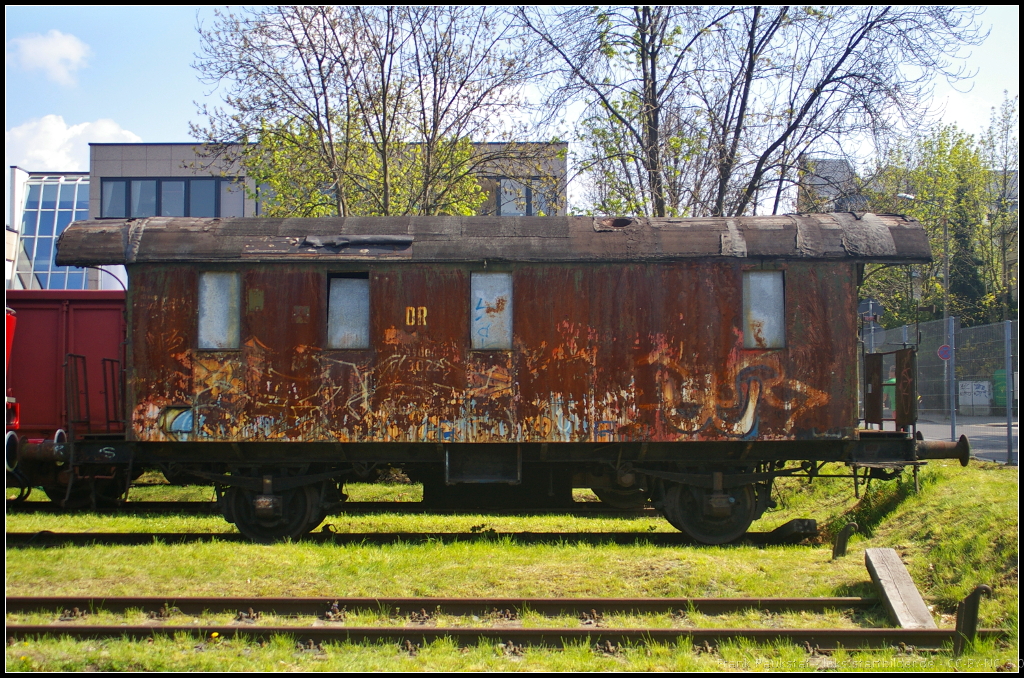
top-left (978, 93), bottom-right (1019, 322)
top-left (864, 121), bottom-right (1015, 327)
top-left (243, 120), bottom-right (350, 218)
top-left (248, 121), bottom-right (487, 218)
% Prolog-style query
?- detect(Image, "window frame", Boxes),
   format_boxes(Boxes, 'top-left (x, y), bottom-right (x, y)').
top-left (486, 176), bottom-right (556, 217)
top-left (99, 177), bottom-right (248, 219)
top-left (197, 270), bottom-right (242, 351)
top-left (325, 272), bottom-right (372, 350)
top-left (470, 271), bottom-right (514, 351)
top-left (741, 269), bottom-right (786, 350)
top-left (14, 175), bottom-right (90, 290)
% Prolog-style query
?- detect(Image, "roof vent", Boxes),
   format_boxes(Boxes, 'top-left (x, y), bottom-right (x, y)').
top-left (595, 217), bottom-right (634, 230)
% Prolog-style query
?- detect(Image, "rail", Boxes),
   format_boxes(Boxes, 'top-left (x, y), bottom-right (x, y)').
top-left (6, 594), bottom-right (1004, 652)
top-left (4, 522), bottom-right (819, 547)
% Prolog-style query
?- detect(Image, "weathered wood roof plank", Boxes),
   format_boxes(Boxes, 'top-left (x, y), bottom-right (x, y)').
top-left (56, 214), bottom-right (932, 266)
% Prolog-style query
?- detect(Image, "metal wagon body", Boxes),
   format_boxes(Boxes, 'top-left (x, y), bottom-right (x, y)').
top-left (43, 213), bottom-right (968, 541)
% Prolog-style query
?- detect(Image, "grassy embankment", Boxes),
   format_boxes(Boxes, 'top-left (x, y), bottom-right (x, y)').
top-left (5, 460), bottom-right (1018, 671)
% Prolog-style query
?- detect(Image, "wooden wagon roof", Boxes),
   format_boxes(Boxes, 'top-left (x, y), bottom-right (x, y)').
top-left (56, 213), bottom-right (931, 265)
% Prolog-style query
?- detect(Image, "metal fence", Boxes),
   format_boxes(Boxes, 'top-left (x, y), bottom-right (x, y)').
top-left (863, 318), bottom-right (1018, 465)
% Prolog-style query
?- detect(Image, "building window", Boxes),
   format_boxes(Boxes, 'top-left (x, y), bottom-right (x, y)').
top-left (220, 181), bottom-right (245, 218)
top-left (742, 271), bottom-right (785, 349)
top-left (494, 177), bottom-right (555, 217)
top-left (160, 181), bottom-right (186, 216)
top-left (100, 177), bottom-right (246, 219)
top-left (101, 181), bottom-right (126, 218)
top-left (198, 272), bottom-right (241, 349)
top-left (12, 175), bottom-right (90, 290)
top-left (327, 274), bottom-right (371, 349)
top-left (130, 180), bottom-right (158, 217)
top-left (190, 179), bottom-right (216, 217)
top-left (471, 272), bottom-right (512, 350)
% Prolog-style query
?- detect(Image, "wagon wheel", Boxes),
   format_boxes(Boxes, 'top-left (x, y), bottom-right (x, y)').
top-left (662, 483), bottom-right (756, 545)
top-left (224, 485), bottom-right (320, 543)
top-left (159, 462), bottom-right (206, 486)
top-left (42, 471), bottom-right (127, 509)
top-left (592, 487), bottom-right (649, 509)
top-left (306, 481), bottom-right (345, 530)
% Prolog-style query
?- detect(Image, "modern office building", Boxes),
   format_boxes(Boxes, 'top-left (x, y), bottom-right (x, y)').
top-left (473, 142), bottom-right (569, 217)
top-left (88, 142), bottom-right (567, 220)
top-left (89, 143), bottom-right (257, 221)
top-left (795, 155), bottom-right (868, 213)
top-left (6, 141), bottom-right (568, 291)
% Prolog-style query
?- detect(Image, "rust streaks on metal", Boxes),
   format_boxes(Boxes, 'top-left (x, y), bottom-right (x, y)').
top-left (124, 260), bottom-right (857, 445)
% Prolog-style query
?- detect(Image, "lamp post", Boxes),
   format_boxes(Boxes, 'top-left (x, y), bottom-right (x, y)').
top-left (897, 193), bottom-right (955, 442)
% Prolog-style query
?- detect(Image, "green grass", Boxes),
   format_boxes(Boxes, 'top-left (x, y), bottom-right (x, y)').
top-left (6, 460), bottom-right (1018, 671)
top-left (5, 634), bottom-right (1017, 672)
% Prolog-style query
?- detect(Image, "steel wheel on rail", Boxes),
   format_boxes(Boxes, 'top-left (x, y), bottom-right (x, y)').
top-left (42, 470), bottom-right (127, 509)
top-left (662, 482), bottom-right (756, 544)
top-left (224, 485), bottom-right (320, 543)
top-left (306, 481), bottom-right (345, 531)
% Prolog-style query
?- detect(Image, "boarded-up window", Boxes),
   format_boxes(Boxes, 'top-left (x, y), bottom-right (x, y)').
top-left (471, 272), bottom-right (512, 350)
top-left (198, 272), bottom-right (241, 349)
top-left (743, 271), bottom-right (785, 349)
top-left (327, 275), bottom-right (370, 349)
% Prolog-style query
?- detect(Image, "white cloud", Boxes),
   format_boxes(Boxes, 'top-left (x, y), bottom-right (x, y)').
top-left (5, 115), bottom-right (141, 171)
top-left (934, 89), bottom-right (997, 135)
top-left (7, 29), bottom-right (91, 85)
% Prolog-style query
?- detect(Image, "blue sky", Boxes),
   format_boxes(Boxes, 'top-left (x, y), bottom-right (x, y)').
top-left (4, 6), bottom-right (1020, 205)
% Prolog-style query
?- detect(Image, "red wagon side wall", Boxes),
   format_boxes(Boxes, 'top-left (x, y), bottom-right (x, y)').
top-left (6, 290), bottom-right (126, 439)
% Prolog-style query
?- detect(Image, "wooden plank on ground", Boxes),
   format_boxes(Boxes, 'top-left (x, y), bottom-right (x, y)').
top-left (865, 547), bottom-right (936, 629)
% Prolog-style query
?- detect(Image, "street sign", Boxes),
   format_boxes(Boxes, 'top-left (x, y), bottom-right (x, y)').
top-left (858, 298), bottom-right (885, 324)
top-left (937, 344), bottom-right (952, 361)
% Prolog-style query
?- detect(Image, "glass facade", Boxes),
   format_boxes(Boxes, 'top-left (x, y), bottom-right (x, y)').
top-left (14, 175), bottom-right (91, 289)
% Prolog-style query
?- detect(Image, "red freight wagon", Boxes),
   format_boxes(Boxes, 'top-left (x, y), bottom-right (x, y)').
top-left (5, 290), bottom-right (126, 503)
top-left (5, 306), bottom-right (17, 430)
top-left (6, 290), bottom-right (126, 438)
top-left (52, 214), bottom-right (970, 542)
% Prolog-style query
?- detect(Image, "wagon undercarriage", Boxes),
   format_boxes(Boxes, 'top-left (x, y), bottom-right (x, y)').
top-left (11, 433), bottom-right (970, 543)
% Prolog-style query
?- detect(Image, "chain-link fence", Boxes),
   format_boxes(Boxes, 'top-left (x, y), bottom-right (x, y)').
top-left (862, 318), bottom-right (1018, 465)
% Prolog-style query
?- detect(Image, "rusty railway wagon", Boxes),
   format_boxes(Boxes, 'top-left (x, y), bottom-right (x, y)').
top-left (45, 213), bottom-right (968, 542)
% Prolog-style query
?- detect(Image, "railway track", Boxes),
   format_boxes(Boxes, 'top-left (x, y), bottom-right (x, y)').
top-left (6, 594), bottom-right (880, 616)
top-left (5, 519), bottom-right (818, 547)
top-left (6, 595), bottom-right (1006, 650)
